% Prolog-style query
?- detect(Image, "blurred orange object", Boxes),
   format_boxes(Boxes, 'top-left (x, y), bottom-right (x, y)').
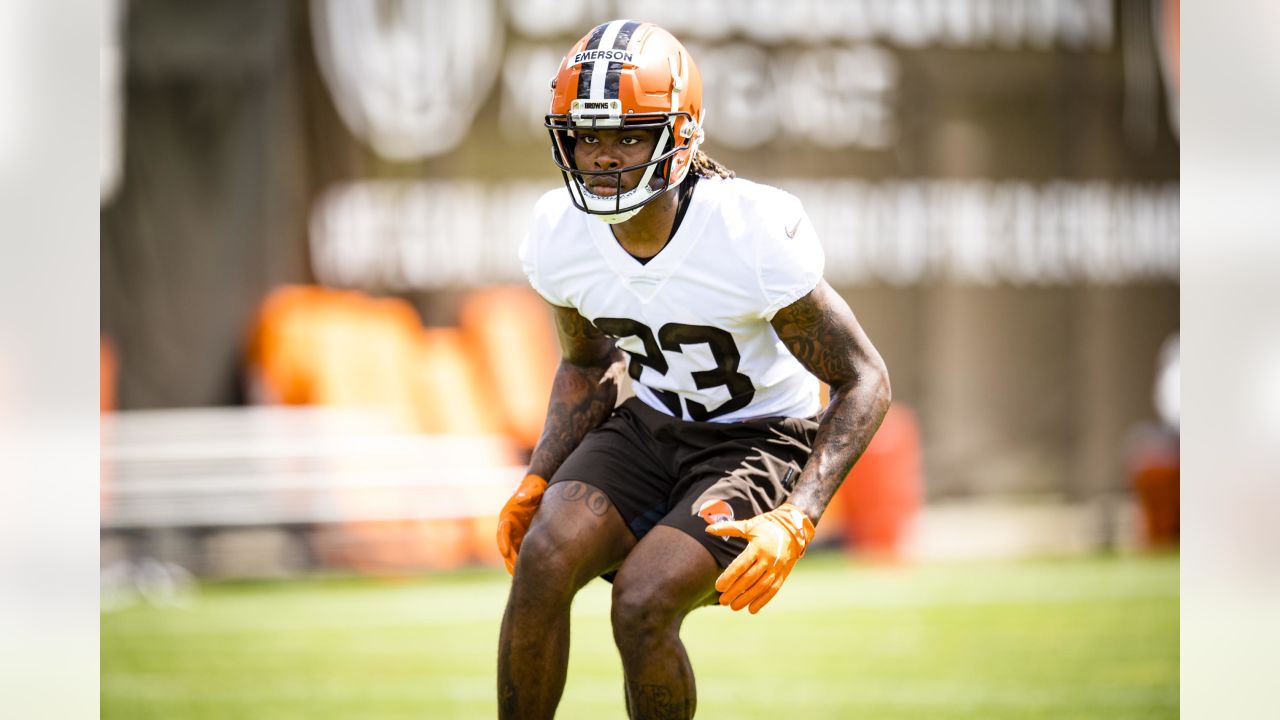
top-left (310, 295), bottom-right (422, 429)
top-left (101, 335), bottom-right (118, 413)
top-left (101, 335), bottom-right (118, 519)
top-left (835, 403), bottom-right (923, 560)
top-left (249, 285), bottom-right (507, 435)
top-left (246, 285), bottom-right (530, 575)
top-left (466, 514), bottom-right (505, 567)
top-left (1134, 465), bottom-right (1179, 548)
top-left (311, 519), bottom-right (472, 576)
top-left (413, 327), bottom-right (505, 435)
top-left (250, 285), bottom-right (548, 439)
top-left (1128, 427), bottom-right (1179, 549)
top-left (459, 286), bottom-right (558, 450)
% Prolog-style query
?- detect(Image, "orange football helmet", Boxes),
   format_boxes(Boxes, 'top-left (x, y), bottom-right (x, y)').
top-left (546, 20), bottom-right (704, 223)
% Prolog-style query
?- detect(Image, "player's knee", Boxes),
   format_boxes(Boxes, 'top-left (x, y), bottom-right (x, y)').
top-left (610, 576), bottom-right (681, 644)
top-left (516, 525), bottom-right (573, 578)
top-left (514, 524), bottom-right (585, 597)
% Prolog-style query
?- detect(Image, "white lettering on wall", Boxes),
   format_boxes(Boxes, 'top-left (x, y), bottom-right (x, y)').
top-left (506, 0), bottom-right (1114, 50)
top-left (500, 42), bottom-right (899, 149)
top-left (313, 1), bottom-right (1115, 160)
top-left (311, 179), bottom-right (1178, 290)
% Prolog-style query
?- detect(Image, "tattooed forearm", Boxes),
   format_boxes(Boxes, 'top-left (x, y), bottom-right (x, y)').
top-left (527, 306), bottom-right (626, 480)
top-left (526, 356), bottom-right (622, 479)
top-left (770, 281), bottom-right (891, 525)
top-left (555, 302), bottom-right (614, 366)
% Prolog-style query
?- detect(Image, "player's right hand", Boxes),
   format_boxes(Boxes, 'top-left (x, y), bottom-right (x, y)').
top-left (496, 474), bottom-right (548, 575)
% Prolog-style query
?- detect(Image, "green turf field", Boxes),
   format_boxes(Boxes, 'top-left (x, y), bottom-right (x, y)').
top-left (102, 553), bottom-right (1178, 719)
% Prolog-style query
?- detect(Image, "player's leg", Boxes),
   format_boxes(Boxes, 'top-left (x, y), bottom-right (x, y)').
top-left (606, 405), bottom-right (821, 719)
top-left (609, 526), bottom-right (720, 720)
top-left (498, 480), bottom-right (636, 719)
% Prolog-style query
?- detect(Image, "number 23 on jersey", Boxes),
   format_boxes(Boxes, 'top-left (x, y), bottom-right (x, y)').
top-left (593, 317), bottom-right (755, 421)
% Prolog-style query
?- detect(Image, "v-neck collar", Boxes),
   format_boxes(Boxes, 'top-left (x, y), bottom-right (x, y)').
top-left (585, 180), bottom-right (713, 303)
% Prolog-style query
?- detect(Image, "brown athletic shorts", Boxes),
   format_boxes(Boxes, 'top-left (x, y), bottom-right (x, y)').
top-left (550, 397), bottom-right (819, 571)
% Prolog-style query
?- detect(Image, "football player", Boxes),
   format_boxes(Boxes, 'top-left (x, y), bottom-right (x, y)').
top-left (496, 20), bottom-right (890, 720)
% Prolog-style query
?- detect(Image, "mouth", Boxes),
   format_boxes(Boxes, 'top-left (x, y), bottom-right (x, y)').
top-left (586, 181), bottom-right (621, 196)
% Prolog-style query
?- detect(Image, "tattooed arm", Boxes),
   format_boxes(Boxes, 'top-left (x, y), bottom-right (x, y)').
top-left (526, 304), bottom-right (628, 480)
top-left (770, 280), bottom-right (891, 526)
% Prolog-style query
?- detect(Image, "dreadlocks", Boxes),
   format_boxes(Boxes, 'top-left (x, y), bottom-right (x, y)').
top-left (691, 150), bottom-right (735, 179)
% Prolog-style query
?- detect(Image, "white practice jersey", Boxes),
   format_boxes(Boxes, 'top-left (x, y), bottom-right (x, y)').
top-left (520, 177), bottom-right (824, 423)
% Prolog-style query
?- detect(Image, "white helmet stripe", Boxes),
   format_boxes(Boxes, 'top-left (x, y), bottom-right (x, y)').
top-left (590, 20), bottom-right (628, 100)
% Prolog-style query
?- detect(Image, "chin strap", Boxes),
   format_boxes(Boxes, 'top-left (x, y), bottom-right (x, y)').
top-left (596, 207), bottom-right (643, 224)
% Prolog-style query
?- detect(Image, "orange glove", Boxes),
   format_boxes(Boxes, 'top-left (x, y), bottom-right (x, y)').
top-left (705, 503), bottom-right (815, 614)
top-left (496, 474), bottom-right (548, 575)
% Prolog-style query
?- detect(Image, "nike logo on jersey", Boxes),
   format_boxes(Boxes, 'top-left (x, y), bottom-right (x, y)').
top-left (785, 217), bottom-right (802, 238)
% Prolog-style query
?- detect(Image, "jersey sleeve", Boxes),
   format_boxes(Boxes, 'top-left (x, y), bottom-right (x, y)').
top-left (756, 196), bottom-right (825, 321)
top-left (519, 192), bottom-right (572, 308)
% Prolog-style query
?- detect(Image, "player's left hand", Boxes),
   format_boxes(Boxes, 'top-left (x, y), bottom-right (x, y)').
top-left (705, 503), bottom-right (815, 614)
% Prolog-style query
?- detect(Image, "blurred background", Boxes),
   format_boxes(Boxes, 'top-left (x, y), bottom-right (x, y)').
top-left (98, 1), bottom-right (1180, 717)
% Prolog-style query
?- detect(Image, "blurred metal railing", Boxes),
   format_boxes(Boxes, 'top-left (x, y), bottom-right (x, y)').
top-left (102, 406), bottom-right (524, 530)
